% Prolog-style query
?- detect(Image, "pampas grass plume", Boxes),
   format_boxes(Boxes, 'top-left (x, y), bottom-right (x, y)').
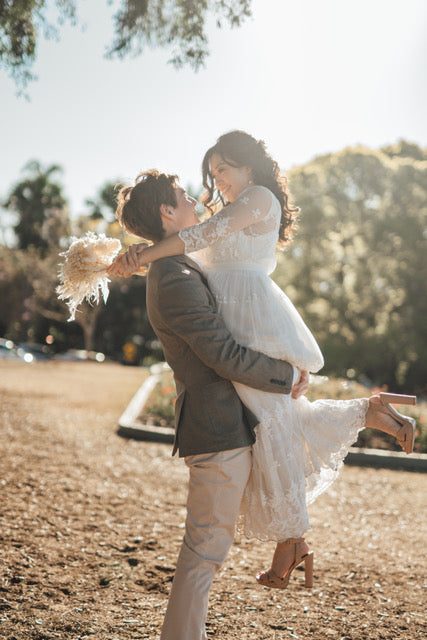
top-left (57, 232), bottom-right (121, 321)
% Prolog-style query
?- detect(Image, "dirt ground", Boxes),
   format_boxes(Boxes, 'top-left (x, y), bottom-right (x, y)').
top-left (1, 361), bottom-right (426, 640)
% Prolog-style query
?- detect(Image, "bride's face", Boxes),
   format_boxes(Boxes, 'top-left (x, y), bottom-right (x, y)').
top-left (210, 153), bottom-right (253, 202)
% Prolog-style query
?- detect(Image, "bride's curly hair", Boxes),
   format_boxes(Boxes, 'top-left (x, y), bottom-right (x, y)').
top-left (202, 130), bottom-right (299, 246)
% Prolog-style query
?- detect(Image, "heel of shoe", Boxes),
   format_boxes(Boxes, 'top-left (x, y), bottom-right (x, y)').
top-left (379, 392), bottom-right (416, 406)
top-left (377, 392), bottom-right (417, 454)
top-left (304, 551), bottom-right (314, 588)
top-left (399, 421), bottom-right (416, 455)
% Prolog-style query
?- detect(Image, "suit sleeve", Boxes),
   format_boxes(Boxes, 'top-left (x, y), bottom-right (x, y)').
top-left (156, 262), bottom-right (294, 394)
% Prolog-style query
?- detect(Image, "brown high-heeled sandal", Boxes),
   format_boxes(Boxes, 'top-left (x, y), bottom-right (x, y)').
top-left (379, 392), bottom-right (417, 454)
top-left (379, 393), bottom-right (416, 454)
top-left (369, 393), bottom-right (417, 454)
top-left (256, 538), bottom-right (314, 589)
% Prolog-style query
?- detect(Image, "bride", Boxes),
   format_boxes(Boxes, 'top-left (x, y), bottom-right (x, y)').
top-left (109, 130), bottom-right (416, 589)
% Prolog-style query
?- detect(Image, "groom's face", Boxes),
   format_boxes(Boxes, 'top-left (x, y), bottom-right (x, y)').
top-left (170, 187), bottom-right (199, 230)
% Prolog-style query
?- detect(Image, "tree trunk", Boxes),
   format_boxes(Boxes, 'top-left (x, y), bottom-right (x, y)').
top-left (76, 305), bottom-right (102, 352)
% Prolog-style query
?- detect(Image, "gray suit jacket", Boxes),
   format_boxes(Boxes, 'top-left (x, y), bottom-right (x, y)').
top-left (146, 255), bottom-right (294, 457)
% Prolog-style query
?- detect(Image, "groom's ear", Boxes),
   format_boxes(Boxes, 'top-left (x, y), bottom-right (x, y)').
top-left (159, 203), bottom-right (174, 221)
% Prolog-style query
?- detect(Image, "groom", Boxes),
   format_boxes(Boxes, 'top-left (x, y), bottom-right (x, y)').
top-left (109, 170), bottom-right (309, 640)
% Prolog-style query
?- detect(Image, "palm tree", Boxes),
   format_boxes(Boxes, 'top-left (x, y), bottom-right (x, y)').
top-left (4, 160), bottom-right (69, 254)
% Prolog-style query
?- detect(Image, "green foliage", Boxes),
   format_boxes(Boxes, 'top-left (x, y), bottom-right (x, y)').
top-left (93, 274), bottom-right (159, 361)
top-left (84, 180), bottom-right (122, 223)
top-left (1, 0), bottom-right (251, 88)
top-left (108, 0), bottom-right (252, 69)
top-left (3, 160), bottom-right (70, 254)
top-left (0, 245), bottom-right (70, 344)
top-left (0, 165), bottom-right (159, 356)
top-left (0, 242), bottom-right (159, 356)
top-left (141, 370), bottom-right (176, 424)
top-left (275, 141), bottom-right (427, 394)
top-left (0, 0), bottom-right (76, 88)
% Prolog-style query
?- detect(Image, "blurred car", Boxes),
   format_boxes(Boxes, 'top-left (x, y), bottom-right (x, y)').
top-left (54, 349), bottom-right (106, 362)
top-left (15, 342), bottom-right (53, 363)
top-left (0, 338), bottom-right (20, 360)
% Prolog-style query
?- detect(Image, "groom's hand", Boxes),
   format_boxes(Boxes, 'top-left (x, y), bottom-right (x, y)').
top-left (107, 243), bottom-right (148, 277)
top-left (291, 369), bottom-right (309, 399)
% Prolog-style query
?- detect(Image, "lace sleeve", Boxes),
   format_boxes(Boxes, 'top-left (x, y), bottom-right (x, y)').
top-left (178, 185), bottom-right (277, 253)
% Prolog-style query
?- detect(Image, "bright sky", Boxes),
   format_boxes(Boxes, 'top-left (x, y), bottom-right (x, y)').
top-left (1, 0), bottom-right (426, 217)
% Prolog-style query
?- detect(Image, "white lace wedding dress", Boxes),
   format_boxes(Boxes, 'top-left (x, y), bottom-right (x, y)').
top-left (178, 185), bottom-right (368, 541)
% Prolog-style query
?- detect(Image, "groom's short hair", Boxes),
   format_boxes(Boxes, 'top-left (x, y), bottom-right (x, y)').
top-left (116, 170), bottom-right (179, 242)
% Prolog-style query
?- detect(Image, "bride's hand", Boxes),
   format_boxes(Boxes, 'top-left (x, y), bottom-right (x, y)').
top-left (107, 243), bottom-right (149, 277)
top-left (127, 242), bottom-right (149, 269)
top-left (291, 369), bottom-right (309, 399)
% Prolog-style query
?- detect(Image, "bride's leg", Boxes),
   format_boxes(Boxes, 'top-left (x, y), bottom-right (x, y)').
top-left (256, 537), bottom-right (313, 589)
top-left (270, 537), bottom-right (310, 576)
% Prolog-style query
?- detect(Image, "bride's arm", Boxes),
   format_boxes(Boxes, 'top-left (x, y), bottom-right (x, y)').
top-left (178, 185), bottom-right (275, 254)
top-left (107, 235), bottom-right (185, 277)
top-left (129, 234), bottom-right (185, 265)
top-left (108, 186), bottom-right (274, 276)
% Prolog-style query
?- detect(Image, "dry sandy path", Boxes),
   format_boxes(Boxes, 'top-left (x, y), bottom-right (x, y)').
top-left (1, 361), bottom-right (426, 639)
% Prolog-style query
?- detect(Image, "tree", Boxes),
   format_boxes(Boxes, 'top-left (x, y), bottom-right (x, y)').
top-left (84, 180), bottom-right (120, 222)
top-left (3, 160), bottom-right (70, 254)
top-left (1, 0), bottom-right (251, 89)
top-left (274, 141), bottom-right (427, 393)
top-left (0, 244), bottom-right (72, 346)
top-left (0, 0), bottom-right (76, 88)
top-left (74, 179), bottom-right (131, 249)
top-left (0, 164), bottom-right (160, 357)
top-left (108, 0), bottom-right (251, 69)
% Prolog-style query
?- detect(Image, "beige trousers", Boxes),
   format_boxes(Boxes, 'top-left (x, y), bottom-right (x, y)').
top-left (160, 446), bottom-right (252, 640)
